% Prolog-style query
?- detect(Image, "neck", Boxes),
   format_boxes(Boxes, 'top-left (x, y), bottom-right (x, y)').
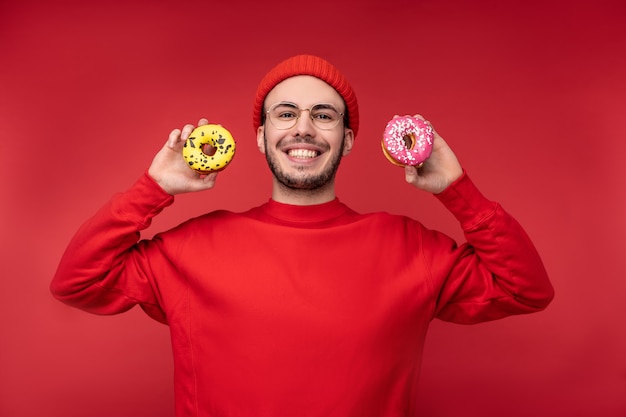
top-left (271, 177), bottom-right (337, 206)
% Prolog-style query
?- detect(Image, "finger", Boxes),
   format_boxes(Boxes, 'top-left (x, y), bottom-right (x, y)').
top-left (180, 123), bottom-right (196, 141)
top-left (198, 118), bottom-right (209, 126)
top-left (189, 172), bottom-right (218, 192)
top-left (404, 165), bottom-right (418, 184)
top-left (415, 116), bottom-right (440, 138)
top-left (203, 172), bottom-right (218, 184)
top-left (167, 128), bottom-right (182, 148)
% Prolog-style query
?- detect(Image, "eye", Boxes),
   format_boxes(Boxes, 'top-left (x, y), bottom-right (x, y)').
top-left (313, 112), bottom-right (332, 120)
top-left (311, 106), bottom-right (339, 123)
top-left (277, 110), bottom-right (298, 119)
top-left (271, 104), bottom-right (299, 120)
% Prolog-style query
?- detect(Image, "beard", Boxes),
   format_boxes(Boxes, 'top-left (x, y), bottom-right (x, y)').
top-left (263, 134), bottom-right (346, 191)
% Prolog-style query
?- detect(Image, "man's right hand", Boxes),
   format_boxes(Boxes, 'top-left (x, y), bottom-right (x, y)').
top-left (148, 118), bottom-right (219, 195)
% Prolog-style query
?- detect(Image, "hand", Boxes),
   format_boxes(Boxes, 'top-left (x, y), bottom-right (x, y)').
top-left (148, 118), bottom-right (219, 195)
top-left (403, 115), bottom-right (463, 194)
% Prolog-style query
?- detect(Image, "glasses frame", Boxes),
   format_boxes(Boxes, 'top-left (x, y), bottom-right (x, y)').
top-left (265, 102), bottom-right (345, 131)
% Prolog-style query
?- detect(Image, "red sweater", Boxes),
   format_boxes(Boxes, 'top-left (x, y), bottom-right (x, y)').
top-left (51, 172), bottom-right (553, 417)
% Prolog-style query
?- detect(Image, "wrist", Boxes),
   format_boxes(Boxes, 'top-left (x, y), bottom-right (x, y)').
top-left (146, 170), bottom-right (176, 196)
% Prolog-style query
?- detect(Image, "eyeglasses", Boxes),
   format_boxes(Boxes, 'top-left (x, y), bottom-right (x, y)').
top-left (266, 102), bottom-right (344, 130)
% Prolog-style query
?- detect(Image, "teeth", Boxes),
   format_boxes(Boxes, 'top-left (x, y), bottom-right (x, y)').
top-left (288, 149), bottom-right (318, 159)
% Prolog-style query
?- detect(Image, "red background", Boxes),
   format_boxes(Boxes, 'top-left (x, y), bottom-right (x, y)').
top-left (2, 0), bottom-right (625, 416)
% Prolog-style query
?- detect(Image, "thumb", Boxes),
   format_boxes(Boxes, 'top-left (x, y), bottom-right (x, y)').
top-left (404, 165), bottom-right (420, 185)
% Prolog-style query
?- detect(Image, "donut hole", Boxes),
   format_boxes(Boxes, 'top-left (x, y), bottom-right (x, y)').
top-left (202, 144), bottom-right (217, 156)
top-left (403, 133), bottom-right (416, 150)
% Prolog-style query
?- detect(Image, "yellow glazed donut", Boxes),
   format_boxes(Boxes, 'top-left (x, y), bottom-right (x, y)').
top-left (183, 124), bottom-right (236, 173)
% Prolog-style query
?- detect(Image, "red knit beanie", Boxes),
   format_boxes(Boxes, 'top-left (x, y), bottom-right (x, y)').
top-left (252, 54), bottom-right (359, 137)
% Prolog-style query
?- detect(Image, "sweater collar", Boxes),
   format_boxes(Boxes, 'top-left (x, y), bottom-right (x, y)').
top-left (249, 198), bottom-right (358, 228)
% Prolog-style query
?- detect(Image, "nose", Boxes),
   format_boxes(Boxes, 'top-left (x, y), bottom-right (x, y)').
top-left (293, 108), bottom-right (315, 135)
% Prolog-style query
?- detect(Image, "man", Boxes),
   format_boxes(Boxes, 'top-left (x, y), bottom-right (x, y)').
top-left (51, 54), bottom-right (554, 416)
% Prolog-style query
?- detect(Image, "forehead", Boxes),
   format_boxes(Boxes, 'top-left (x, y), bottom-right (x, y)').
top-left (264, 75), bottom-right (344, 109)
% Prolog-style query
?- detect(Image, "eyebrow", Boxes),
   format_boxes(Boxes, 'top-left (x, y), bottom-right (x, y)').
top-left (312, 103), bottom-right (339, 111)
top-left (274, 102), bottom-right (343, 113)
top-left (274, 102), bottom-right (298, 108)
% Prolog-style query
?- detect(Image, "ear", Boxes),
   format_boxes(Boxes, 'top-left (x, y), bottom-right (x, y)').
top-left (342, 128), bottom-right (355, 156)
top-left (256, 126), bottom-right (266, 154)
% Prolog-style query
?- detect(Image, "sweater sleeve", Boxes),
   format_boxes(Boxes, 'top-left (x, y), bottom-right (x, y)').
top-left (426, 172), bottom-right (554, 324)
top-left (50, 172), bottom-right (175, 323)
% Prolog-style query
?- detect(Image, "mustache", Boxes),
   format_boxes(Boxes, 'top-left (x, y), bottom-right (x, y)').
top-left (269, 135), bottom-right (330, 151)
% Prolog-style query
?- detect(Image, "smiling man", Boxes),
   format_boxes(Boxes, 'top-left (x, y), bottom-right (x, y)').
top-left (258, 74), bottom-right (354, 203)
top-left (51, 54), bottom-right (554, 417)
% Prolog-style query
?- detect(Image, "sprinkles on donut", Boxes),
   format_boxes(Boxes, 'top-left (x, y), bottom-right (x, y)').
top-left (381, 116), bottom-right (434, 168)
top-left (183, 124), bottom-right (236, 173)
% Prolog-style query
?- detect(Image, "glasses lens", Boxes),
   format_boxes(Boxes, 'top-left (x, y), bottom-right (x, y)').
top-left (310, 104), bottom-right (341, 129)
top-left (268, 103), bottom-right (343, 130)
top-left (269, 103), bottom-right (299, 130)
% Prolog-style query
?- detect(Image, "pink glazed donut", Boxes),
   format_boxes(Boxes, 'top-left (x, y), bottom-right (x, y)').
top-left (381, 116), bottom-right (434, 167)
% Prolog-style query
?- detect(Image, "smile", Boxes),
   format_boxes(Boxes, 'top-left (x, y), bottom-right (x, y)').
top-left (287, 149), bottom-right (319, 159)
